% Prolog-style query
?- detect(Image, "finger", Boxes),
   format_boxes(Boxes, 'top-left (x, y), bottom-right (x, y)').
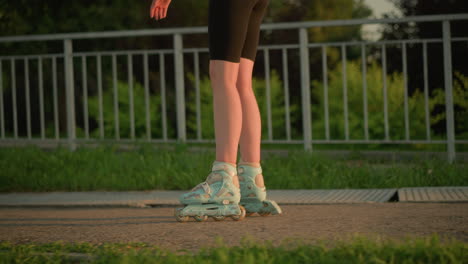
top-left (159, 8), bottom-right (164, 19)
top-left (151, 2), bottom-right (157, 17)
top-left (153, 7), bottom-right (158, 18)
top-left (155, 7), bottom-right (160, 19)
top-left (163, 8), bottom-right (168, 18)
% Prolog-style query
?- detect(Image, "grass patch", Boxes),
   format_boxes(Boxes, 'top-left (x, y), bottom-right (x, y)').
top-left (0, 233), bottom-right (466, 263)
top-left (0, 143), bottom-right (467, 192)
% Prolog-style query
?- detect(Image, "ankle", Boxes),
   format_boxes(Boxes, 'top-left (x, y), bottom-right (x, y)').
top-left (215, 160), bottom-right (237, 167)
top-left (238, 161), bottom-right (261, 168)
top-left (214, 160), bottom-right (239, 188)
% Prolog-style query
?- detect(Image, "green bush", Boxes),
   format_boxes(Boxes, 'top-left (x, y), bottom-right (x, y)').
top-left (51, 59), bottom-right (467, 146)
top-left (431, 72), bottom-right (468, 139)
top-left (86, 78), bottom-right (176, 139)
top-left (309, 60), bottom-right (458, 142)
top-left (253, 68), bottom-right (302, 140)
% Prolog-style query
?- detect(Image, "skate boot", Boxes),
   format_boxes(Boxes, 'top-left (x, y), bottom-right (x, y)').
top-left (237, 161), bottom-right (282, 217)
top-left (174, 160), bottom-right (246, 222)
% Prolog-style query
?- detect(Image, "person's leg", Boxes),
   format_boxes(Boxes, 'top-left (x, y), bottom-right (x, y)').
top-left (236, 58), bottom-right (264, 188)
top-left (209, 59), bottom-right (242, 188)
top-left (236, 61), bottom-right (282, 216)
top-left (236, 0), bottom-right (270, 187)
top-left (207, 0), bottom-right (257, 187)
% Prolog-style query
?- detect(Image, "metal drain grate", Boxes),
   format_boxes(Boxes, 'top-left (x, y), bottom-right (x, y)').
top-left (268, 189), bottom-right (397, 204)
top-left (398, 186), bottom-right (468, 202)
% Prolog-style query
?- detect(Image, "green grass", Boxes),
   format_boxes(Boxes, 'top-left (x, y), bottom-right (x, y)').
top-left (0, 143), bottom-right (467, 192)
top-left (0, 234), bottom-right (466, 263)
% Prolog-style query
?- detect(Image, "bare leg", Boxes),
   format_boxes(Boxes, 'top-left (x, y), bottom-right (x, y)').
top-left (209, 59), bottom-right (242, 188)
top-left (236, 57), bottom-right (264, 188)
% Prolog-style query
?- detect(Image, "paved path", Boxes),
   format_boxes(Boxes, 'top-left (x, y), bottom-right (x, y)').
top-left (1, 203), bottom-right (467, 252)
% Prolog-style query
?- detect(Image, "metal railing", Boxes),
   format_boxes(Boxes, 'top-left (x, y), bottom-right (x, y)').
top-left (0, 14), bottom-right (467, 162)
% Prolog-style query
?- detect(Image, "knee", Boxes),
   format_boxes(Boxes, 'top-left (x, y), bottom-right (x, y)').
top-left (236, 79), bottom-right (253, 94)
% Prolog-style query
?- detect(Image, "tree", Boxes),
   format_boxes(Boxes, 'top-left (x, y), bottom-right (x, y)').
top-left (379, 0), bottom-right (468, 134)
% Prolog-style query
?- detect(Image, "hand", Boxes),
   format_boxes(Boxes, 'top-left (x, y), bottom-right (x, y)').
top-left (150, 0), bottom-right (172, 20)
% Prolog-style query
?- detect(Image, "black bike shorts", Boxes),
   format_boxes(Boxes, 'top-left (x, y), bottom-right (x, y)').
top-left (208, 0), bottom-right (270, 63)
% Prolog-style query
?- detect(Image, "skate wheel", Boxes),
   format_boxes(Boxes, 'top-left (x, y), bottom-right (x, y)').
top-left (212, 215), bottom-right (225, 221)
top-left (246, 212), bottom-right (255, 217)
top-left (194, 215), bottom-right (208, 222)
top-left (231, 205), bottom-right (246, 221)
top-left (174, 208), bottom-right (189, 222)
top-left (259, 212), bottom-right (271, 217)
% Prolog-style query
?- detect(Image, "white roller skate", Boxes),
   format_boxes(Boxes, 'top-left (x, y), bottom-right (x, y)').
top-left (174, 160), bottom-right (246, 222)
top-left (237, 161), bottom-right (282, 217)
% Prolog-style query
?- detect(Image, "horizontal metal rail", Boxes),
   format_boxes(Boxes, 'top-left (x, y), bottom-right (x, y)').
top-left (1, 138), bottom-right (468, 145)
top-left (1, 37), bottom-right (468, 60)
top-left (0, 14), bottom-right (467, 43)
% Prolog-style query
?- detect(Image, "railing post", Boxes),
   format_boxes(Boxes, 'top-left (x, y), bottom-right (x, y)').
top-left (64, 39), bottom-right (76, 151)
top-left (442, 20), bottom-right (456, 163)
top-left (299, 28), bottom-right (312, 151)
top-left (173, 33), bottom-right (186, 142)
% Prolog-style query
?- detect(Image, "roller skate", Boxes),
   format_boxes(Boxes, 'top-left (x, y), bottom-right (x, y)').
top-left (237, 161), bottom-right (282, 217)
top-left (174, 160), bottom-right (246, 222)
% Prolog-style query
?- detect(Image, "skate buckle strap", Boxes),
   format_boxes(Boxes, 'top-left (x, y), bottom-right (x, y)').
top-left (191, 181), bottom-right (211, 194)
top-left (238, 165), bottom-right (262, 175)
top-left (212, 163), bottom-right (235, 177)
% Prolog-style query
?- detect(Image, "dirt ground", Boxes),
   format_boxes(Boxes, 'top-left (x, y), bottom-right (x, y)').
top-left (0, 203), bottom-right (467, 252)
